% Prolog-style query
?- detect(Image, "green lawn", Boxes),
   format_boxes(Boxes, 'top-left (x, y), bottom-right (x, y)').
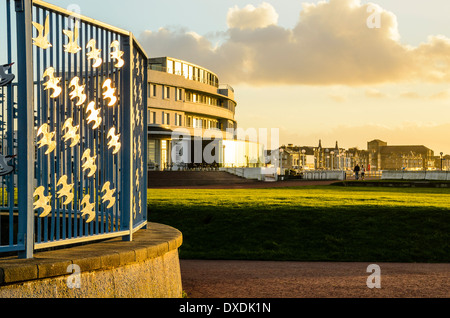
top-left (148, 186), bottom-right (450, 263)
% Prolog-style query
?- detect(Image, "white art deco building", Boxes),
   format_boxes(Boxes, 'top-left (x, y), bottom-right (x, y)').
top-left (147, 57), bottom-right (264, 170)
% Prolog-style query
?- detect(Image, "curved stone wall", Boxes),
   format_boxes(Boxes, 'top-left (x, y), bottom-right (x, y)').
top-left (0, 223), bottom-right (183, 298)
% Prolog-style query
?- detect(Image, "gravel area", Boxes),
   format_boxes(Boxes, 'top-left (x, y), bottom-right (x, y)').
top-left (180, 260), bottom-right (450, 298)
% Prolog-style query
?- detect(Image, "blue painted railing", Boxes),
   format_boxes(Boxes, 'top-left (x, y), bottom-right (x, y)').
top-left (0, 0), bottom-right (148, 258)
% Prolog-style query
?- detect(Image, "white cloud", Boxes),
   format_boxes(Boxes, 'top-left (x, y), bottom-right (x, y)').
top-left (227, 2), bottom-right (279, 30)
top-left (138, 0), bottom-right (450, 87)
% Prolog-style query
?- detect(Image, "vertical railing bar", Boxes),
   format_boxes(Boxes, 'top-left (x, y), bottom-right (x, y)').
top-left (73, 16), bottom-right (80, 236)
top-left (41, 7), bottom-right (49, 244)
top-left (80, 20), bottom-right (91, 237)
top-left (84, 21), bottom-right (91, 237)
top-left (6, 0), bottom-right (14, 246)
top-left (16, 0), bottom-right (36, 259)
top-left (35, 6), bottom-right (43, 244)
top-left (108, 30), bottom-right (114, 232)
top-left (55, 10), bottom-right (61, 242)
top-left (96, 26), bottom-right (103, 233)
top-left (116, 33), bottom-right (121, 231)
top-left (60, 13), bottom-right (68, 241)
top-left (49, 10), bottom-right (57, 243)
top-left (104, 29), bottom-right (110, 233)
top-left (64, 14), bottom-right (75, 239)
top-left (96, 25), bottom-right (103, 234)
top-left (142, 53), bottom-right (148, 229)
top-left (121, 33), bottom-right (133, 241)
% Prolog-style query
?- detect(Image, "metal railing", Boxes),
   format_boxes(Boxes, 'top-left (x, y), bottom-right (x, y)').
top-left (0, 0), bottom-right (148, 258)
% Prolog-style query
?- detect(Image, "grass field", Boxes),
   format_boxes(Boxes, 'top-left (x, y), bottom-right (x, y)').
top-left (148, 186), bottom-right (450, 263)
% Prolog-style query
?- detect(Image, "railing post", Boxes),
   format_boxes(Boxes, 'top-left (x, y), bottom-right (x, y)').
top-left (15, 0), bottom-right (35, 259)
top-left (121, 34), bottom-right (134, 241)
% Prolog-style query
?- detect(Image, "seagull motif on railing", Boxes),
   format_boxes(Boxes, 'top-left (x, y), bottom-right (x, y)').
top-left (107, 127), bottom-right (121, 154)
top-left (86, 101), bottom-right (102, 129)
top-left (32, 15), bottom-right (52, 49)
top-left (56, 175), bottom-right (74, 206)
top-left (0, 63), bottom-right (15, 87)
top-left (63, 20), bottom-right (81, 54)
top-left (37, 123), bottom-right (56, 155)
top-left (62, 118), bottom-right (80, 147)
top-left (110, 40), bottom-right (124, 68)
top-left (0, 154), bottom-right (16, 176)
top-left (34, 186), bottom-right (52, 218)
top-left (101, 182), bottom-right (116, 209)
top-left (80, 195), bottom-right (96, 223)
top-left (69, 76), bottom-right (87, 106)
top-left (102, 79), bottom-right (117, 106)
top-left (86, 39), bottom-right (103, 68)
top-left (82, 149), bottom-right (97, 178)
top-left (43, 67), bottom-right (62, 98)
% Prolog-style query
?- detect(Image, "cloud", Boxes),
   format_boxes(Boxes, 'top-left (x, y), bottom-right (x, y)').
top-left (365, 89), bottom-right (386, 98)
top-left (139, 0), bottom-right (450, 87)
top-left (227, 2), bottom-right (279, 30)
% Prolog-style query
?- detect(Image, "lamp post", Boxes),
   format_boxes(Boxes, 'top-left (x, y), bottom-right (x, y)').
top-left (330, 151), bottom-right (335, 171)
top-left (302, 149), bottom-right (306, 170)
top-left (440, 152), bottom-right (444, 171)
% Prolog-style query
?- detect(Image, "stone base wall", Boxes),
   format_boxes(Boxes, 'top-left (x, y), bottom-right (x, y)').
top-left (0, 223), bottom-right (183, 298)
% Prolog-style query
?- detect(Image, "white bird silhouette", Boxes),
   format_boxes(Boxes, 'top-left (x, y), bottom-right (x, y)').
top-left (62, 118), bottom-right (80, 147)
top-left (34, 186), bottom-right (52, 218)
top-left (80, 195), bottom-right (96, 223)
top-left (86, 39), bottom-right (103, 68)
top-left (102, 79), bottom-right (117, 107)
top-left (101, 182), bottom-right (116, 209)
top-left (63, 21), bottom-right (81, 54)
top-left (43, 67), bottom-right (62, 98)
top-left (82, 149), bottom-right (97, 178)
top-left (0, 63), bottom-right (15, 87)
top-left (110, 40), bottom-right (124, 68)
top-left (37, 124), bottom-right (56, 155)
top-left (69, 77), bottom-right (86, 106)
top-left (32, 15), bottom-right (52, 49)
top-left (56, 175), bottom-right (74, 206)
top-left (107, 127), bottom-right (121, 154)
top-left (86, 102), bottom-right (102, 129)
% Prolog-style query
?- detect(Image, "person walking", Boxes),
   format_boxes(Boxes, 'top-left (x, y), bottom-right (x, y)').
top-left (354, 164), bottom-right (361, 180)
top-left (361, 165), bottom-right (366, 180)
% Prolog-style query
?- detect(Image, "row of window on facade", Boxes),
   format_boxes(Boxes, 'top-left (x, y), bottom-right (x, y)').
top-left (150, 60), bottom-right (219, 88)
top-left (148, 109), bottom-right (223, 130)
top-left (147, 83), bottom-right (236, 112)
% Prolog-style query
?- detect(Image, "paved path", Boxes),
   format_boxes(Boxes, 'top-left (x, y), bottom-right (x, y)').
top-left (180, 260), bottom-right (450, 298)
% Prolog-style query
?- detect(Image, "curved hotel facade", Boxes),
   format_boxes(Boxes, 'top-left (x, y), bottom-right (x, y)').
top-left (147, 57), bottom-right (263, 170)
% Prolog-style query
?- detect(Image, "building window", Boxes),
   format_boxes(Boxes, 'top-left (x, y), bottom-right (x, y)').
top-left (174, 114), bottom-right (183, 126)
top-left (152, 84), bottom-right (157, 97)
top-left (149, 111), bottom-right (156, 124)
top-left (167, 60), bottom-right (173, 74)
top-left (164, 86), bottom-right (170, 99)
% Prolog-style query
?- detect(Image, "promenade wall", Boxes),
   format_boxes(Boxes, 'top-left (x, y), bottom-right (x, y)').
top-left (0, 223), bottom-right (183, 298)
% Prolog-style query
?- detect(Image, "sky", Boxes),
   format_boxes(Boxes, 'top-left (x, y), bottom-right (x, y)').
top-left (3, 0), bottom-right (450, 154)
